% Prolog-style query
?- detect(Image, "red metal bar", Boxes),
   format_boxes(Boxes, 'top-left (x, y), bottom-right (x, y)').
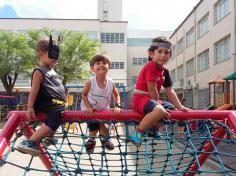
top-left (0, 95), bottom-right (15, 99)
top-left (9, 110), bottom-right (236, 132)
top-left (0, 110), bottom-right (236, 175)
top-left (0, 112), bottom-right (21, 158)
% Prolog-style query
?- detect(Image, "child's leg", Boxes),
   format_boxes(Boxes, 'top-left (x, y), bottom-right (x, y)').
top-left (99, 123), bottom-right (108, 137)
top-left (30, 124), bottom-right (54, 144)
top-left (130, 103), bottom-right (169, 147)
top-left (85, 122), bottom-right (100, 153)
top-left (17, 124), bottom-right (54, 156)
top-left (17, 106), bottom-right (64, 156)
top-left (138, 105), bottom-right (168, 131)
top-left (99, 123), bottom-right (114, 150)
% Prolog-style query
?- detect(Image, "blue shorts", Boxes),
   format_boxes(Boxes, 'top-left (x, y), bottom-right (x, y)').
top-left (143, 100), bottom-right (175, 115)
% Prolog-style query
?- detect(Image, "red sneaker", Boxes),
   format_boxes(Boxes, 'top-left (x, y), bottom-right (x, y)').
top-left (101, 139), bottom-right (114, 150)
top-left (85, 139), bottom-right (96, 153)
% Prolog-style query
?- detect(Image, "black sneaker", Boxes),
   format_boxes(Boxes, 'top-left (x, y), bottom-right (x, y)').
top-left (85, 139), bottom-right (96, 153)
top-left (147, 128), bottom-right (162, 139)
top-left (41, 136), bottom-right (58, 147)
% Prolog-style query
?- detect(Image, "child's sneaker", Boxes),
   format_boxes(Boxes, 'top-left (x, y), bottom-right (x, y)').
top-left (17, 140), bottom-right (40, 156)
top-left (101, 139), bottom-right (115, 150)
top-left (129, 130), bottom-right (144, 147)
top-left (85, 139), bottom-right (96, 153)
top-left (41, 136), bottom-right (58, 147)
top-left (147, 128), bottom-right (162, 139)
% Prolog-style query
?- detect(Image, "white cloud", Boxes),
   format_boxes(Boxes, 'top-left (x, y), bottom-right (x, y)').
top-left (1, 0), bottom-right (199, 30)
top-left (3, 0), bottom-right (97, 18)
top-left (123, 0), bottom-right (199, 30)
top-left (0, 0), bottom-right (5, 7)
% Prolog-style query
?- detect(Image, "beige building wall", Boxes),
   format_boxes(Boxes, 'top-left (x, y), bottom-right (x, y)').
top-left (97, 0), bottom-right (122, 21)
top-left (168, 0), bottom-right (236, 109)
top-left (127, 30), bottom-right (172, 87)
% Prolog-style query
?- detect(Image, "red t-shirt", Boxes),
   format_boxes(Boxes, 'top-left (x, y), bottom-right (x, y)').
top-left (133, 61), bottom-right (172, 114)
top-left (135, 60), bottom-right (165, 93)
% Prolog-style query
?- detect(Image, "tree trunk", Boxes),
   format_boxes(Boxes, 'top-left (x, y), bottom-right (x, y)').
top-left (0, 73), bottom-right (18, 95)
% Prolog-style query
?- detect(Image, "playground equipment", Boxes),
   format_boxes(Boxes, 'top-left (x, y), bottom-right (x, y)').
top-left (0, 95), bottom-right (16, 121)
top-left (208, 75), bottom-right (228, 108)
top-left (0, 110), bottom-right (236, 175)
top-left (224, 71), bottom-right (236, 109)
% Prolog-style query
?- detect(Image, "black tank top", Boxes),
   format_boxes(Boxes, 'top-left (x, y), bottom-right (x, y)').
top-left (33, 66), bottom-right (66, 112)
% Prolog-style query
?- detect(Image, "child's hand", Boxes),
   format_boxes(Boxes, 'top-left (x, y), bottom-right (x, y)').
top-left (178, 106), bottom-right (191, 112)
top-left (26, 107), bottom-right (35, 120)
top-left (85, 107), bottom-right (94, 117)
top-left (156, 105), bottom-right (170, 120)
top-left (112, 107), bottom-right (122, 115)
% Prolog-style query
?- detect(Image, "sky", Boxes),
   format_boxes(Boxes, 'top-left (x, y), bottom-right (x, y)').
top-left (0, 0), bottom-right (200, 31)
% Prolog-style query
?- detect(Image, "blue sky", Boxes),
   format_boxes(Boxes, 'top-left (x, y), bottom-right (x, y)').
top-left (0, 0), bottom-right (200, 31)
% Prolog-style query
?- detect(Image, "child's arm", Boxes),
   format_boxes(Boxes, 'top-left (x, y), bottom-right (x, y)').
top-left (81, 80), bottom-right (93, 116)
top-left (147, 81), bottom-right (159, 100)
top-left (112, 83), bottom-right (122, 114)
top-left (165, 87), bottom-right (189, 111)
top-left (27, 70), bottom-right (43, 119)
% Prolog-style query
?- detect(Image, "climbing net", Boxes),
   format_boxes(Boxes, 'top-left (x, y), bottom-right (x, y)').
top-left (0, 110), bottom-right (236, 176)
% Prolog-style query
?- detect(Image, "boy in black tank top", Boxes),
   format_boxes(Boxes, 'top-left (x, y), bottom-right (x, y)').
top-left (17, 37), bottom-right (66, 156)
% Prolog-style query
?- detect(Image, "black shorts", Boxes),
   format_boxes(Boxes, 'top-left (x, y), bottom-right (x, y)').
top-left (178, 121), bottom-right (185, 127)
top-left (87, 121), bottom-right (100, 131)
top-left (36, 105), bottom-right (65, 131)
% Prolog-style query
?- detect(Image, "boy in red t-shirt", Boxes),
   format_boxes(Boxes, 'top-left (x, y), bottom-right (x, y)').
top-left (129, 37), bottom-right (190, 147)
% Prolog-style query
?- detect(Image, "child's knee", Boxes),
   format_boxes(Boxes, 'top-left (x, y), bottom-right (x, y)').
top-left (153, 105), bottom-right (165, 114)
top-left (152, 105), bottom-right (169, 119)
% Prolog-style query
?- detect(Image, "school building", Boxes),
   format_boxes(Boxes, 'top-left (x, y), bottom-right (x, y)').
top-left (167, 0), bottom-right (236, 109)
top-left (0, 0), bottom-right (235, 109)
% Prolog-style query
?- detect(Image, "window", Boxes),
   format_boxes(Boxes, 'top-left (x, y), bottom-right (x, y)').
top-left (197, 50), bottom-right (209, 72)
top-left (132, 58), bottom-right (148, 65)
top-left (127, 38), bottom-right (152, 47)
top-left (111, 62), bottom-right (124, 69)
top-left (132, 76), bottom-right (137, 84)
top-left (215, 35), bottom-right (230, 64)
top-left (101, 33), bottom-right (124, 43)
top-left (214, 0), bottom-right (229, 23)
top-left (115, 83), bottom-right (125, 87)
top-left (186, 27), bottom-right (195, 48)
top-left (177, 65), bottom-right (184, 80)
top-left (198, 88), bottom-right (209, 109)
top-left (186, 58), bottom-right (194, 77)
top-left (85, 31), bottom-right (98, 40)
top-left (170, 69), bottom-right (176, 82)
top-left (198, 14), bottom-right (208, 38)
top-left (185, 91), bottom-right (193, 108)
top-left (177, 38), bottom-right (183, 55)
top-left (170, 45), bottom-right (176, 60)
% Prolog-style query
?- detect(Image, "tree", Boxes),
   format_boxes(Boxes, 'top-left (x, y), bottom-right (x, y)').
top-left (27, 29), bottom-right (100, 85)
top-left (56, 30), bottom-right (100, 85)
top-left (0, 29), bottom-right (100, 95)
top-left (0, 31), bottom-right (34, 95)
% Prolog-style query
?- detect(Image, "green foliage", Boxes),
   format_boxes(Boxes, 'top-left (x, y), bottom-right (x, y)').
top-left (55, 30), bottom-right (100, 85)
top-left (0, 30), bottom-right (34, 94)
top-left (0, 29), bottom-right (100, 94)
